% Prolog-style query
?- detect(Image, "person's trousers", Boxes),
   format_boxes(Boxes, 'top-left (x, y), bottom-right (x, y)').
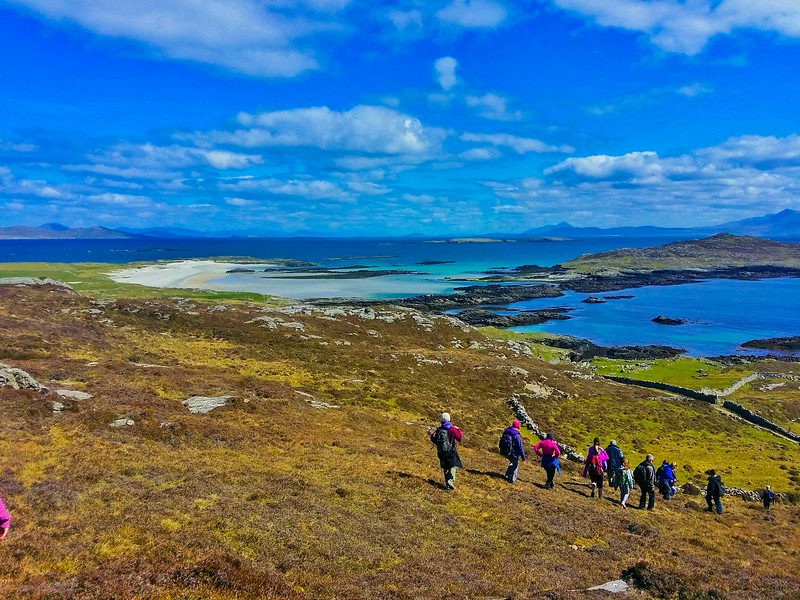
top-left (544, 465), bottom-right (556, 488)
top-left (706, 493), bottom-right (722, 514)
top-left (443, 466), bottom-right (457, 489)
top-left (639, 488), bottom-right (655, 510)
top-left (589, 470), bottom-right (604, 490)
top-left (505, 456), bottom-right (520, 483)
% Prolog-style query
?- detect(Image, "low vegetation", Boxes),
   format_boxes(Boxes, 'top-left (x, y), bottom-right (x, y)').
top-left (0, 272), bottom-right (798, 598)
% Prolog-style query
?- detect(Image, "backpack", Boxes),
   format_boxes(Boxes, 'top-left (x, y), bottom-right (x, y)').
top-left (655, 464), bottom-right (665, 481)
top-left (591, 454), bottom-right (603, 474)
top-left (433, 427), bottom-right (453, 455)
top-left (499, 431), bottom-right (514, 458)
top-left (633, 463), bottom-right (648, 487)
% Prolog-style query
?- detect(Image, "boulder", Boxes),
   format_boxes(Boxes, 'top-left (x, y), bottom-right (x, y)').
top-left (0, 363), bottom-right (49, 393)
top-left (183, 395), bottom-right (233, 414)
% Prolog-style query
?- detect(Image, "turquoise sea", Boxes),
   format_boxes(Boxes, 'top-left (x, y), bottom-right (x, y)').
top-left (1, 236), bottom-right (798, 357)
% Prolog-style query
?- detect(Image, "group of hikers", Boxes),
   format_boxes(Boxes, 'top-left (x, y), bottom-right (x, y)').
top-left (429, 413), bottom-right (779, 512)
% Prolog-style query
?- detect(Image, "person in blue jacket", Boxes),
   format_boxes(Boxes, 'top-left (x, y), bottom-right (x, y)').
top-left (657, 460), bottom-right (677, 500)
top-left (501, 420), bottom-right (526, 483)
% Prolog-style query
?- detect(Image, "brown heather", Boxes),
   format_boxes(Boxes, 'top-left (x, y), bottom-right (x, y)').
top-left (0, 284), bottom-right (799, 599)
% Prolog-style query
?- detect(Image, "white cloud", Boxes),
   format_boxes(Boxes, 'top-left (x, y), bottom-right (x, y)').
top-left (388, 9), bottom-right (423, 31)
top-left (551, 0), bottom-right (800, 55)
top-left (434, 57), bottom-right (459, 90)
top-left (458, 147), bottom-right (501, 161)
top-left (7, 0), bottom-right (347, 77)
top-left (461, 132), bottom-right (574, 154)
top-left (466, 93), bottom-right (522, 121)
top-left (224, 197), bottom-right (257, 207)
top-left (195, 105), bottom-right (446, 157)
top-left (345, 181), bottom-right (391, 195)
top-left (437, 0), bottom-right (508, 28)
top-left (588, 83), bottom-right (713, 116)
top-left (221, 177), bottom-right (354, 201)
top-left (66, 144), bottom-right (263, 181)
top-left (492, 134), bottom-right (800, 227)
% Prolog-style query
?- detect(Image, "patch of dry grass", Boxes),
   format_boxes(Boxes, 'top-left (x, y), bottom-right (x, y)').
top-left (0, 284), bottom-right (798, 598)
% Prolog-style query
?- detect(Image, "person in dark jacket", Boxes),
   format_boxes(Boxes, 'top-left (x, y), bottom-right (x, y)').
top-left (705, 470), bottom-right (724, 514)
top-left (763, 485), bottom-right (776, 510)
top-left (606, 440), bottom-right (624, 489)
top-left (636, 454), bottom-right (657, 510)
top-left (501, 420), bottom-right (526, 483)
top-left (428, 412), bottom-right (463, 490)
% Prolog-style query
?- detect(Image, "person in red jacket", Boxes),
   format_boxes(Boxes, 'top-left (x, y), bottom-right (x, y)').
top-left (428, 412), bottom-right (463, 490)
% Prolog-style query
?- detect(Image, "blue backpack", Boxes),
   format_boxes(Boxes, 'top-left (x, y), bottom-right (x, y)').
top-left (499, 431), bottom-right (514, 457)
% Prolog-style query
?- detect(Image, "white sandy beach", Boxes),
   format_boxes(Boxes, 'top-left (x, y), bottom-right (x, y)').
top-left (108, 260), bottom-right (269, 289)
top-left (108, 260), bottom-right (457, 300)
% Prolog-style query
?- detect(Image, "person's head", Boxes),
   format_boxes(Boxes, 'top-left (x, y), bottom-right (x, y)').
top-left (622, 459), bottom-right (630, 468)
top-left (646, 453), bottom-right (654, 463)
top-left (708, 469), bottom-right (716, 476)
top-left (609, 439), bottom-right (617, 446)
top-left (593, 437), bottom-right (600, 446)
top-left (765, 485), bottom-right (771, 490)
top-left (512, 419), bottom-right (521, 429)
top-left (440, 412), bottom-right (450, 423)
top-left (670, 462), bottom-right (677, 468)
top-left (546, 432), bottom-right (554, 441)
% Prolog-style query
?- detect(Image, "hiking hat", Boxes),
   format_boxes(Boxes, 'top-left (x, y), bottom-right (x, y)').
top-left (440, 412), bottom-right (451, 423)
top-left (512, 419), bottom-right (521, 428)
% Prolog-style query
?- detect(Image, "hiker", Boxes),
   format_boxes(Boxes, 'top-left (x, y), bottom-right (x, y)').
top-left (428, 412), bottom-right (463, 490)
top-left (634, 454), bottom-right (657, 510)
top-left (605, 440), bottom-right (624, 489)
top-left (705, 470), bottom-right (724, 514)
top-left (533, 432), bottom-right (561, 489)
top-left (499, 420), bottom-right (526, 484)
top-left (0, 496), bottom-right (10, 540)
top-left (582, 438), bottom-right (609, 499)
top-left (657, 460), bottom-right (677, 500)
top-left (618, 458), bottom-right (634, 509)
top-left (763, 485), bottom-right (776, 510)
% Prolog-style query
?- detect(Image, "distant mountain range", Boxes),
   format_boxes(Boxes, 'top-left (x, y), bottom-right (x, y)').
top-left (2, 209), bottom-right (799, 240)
top-left (506, 208), bottom-right (800, 240)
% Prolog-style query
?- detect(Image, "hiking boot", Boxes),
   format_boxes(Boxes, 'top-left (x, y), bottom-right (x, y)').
top-left (590, 483), bottom-right (596, 498)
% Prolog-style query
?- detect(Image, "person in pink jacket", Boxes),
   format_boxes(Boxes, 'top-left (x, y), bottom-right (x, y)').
top-left (0, 497), bottom-right (11, 540)
top-left (583, 437), bottom-right (610, 499)
top-left (532, 432), bottom-right (561, 489)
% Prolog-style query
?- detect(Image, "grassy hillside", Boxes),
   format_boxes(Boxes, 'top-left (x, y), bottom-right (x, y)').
top-left (562, 234), bottom-right (800, 273)
top-left (0, 281), bottom-right (799, 598)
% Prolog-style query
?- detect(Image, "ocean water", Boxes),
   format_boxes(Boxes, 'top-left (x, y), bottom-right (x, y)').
top-left (509, 278), bottom-right (800, 357)
top-left (1, 236), bottom-right (798, 356)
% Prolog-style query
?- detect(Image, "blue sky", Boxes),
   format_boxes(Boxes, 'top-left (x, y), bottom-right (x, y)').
top-left (2, 0), bottom-right (800, 235)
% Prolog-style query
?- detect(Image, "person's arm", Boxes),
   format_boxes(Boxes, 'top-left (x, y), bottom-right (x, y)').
top-left (517, 435), bottom-right (526, 460)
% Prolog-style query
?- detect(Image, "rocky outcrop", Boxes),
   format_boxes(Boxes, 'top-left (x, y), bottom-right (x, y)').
top-left (183, 395), bottom-right (233, 414)
top-left (0, 277), bottom-right (75, 292)
top-left (455, 307), bottom-right (571, 327)
top-left (652, 315), bottom-right (687, 326)
top-left (0, 363), bottom-right (49, 393)
top-left (741, 336), bottom-right (800, 351)
top-left (537, 338), bottom-right (684, 362)
top-left (582, 296), bottom-right (606, 304)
